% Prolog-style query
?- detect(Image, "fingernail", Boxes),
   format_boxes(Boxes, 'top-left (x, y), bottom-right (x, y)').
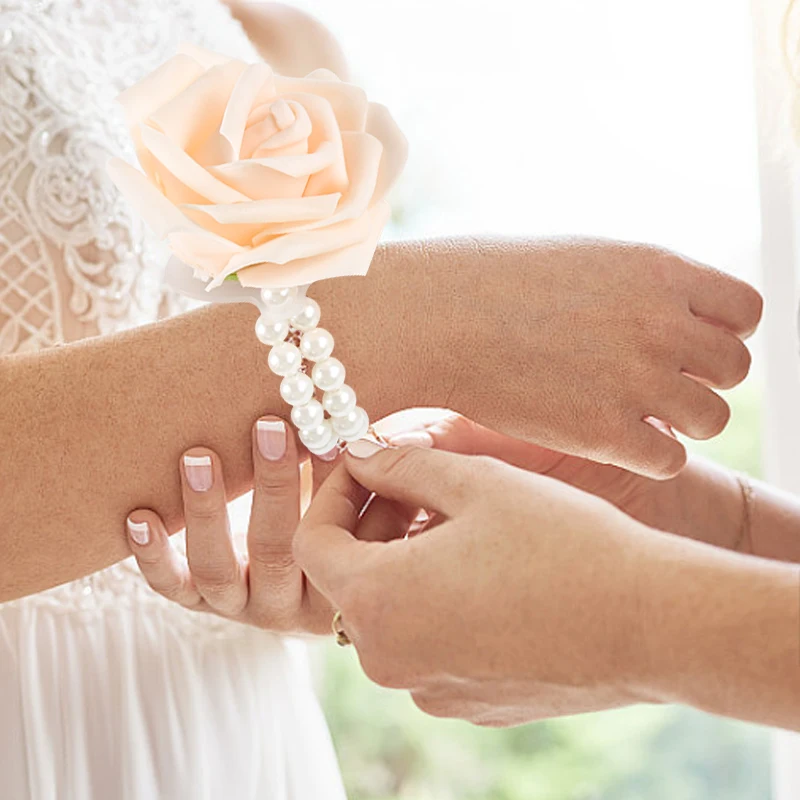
top-left (183, 454), bottom-right (213, 492)
top-left (257, 418), bottom-right (287, 461)
top-left (126, 517), bottom-right (150, 546)
top-left (317, 446), bottom-right (339, 462)
top-left (388, 431), bottom-right (434, 448)
top-left (346, 439), bottom-right (384, 459)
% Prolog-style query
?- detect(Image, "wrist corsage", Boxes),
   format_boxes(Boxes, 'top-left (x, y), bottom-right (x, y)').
top-left (108, 42), bottom-right (407, 454)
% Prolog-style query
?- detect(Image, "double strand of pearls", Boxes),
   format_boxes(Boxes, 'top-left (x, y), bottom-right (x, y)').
top-left (254, 286), bottom-right (370, 455)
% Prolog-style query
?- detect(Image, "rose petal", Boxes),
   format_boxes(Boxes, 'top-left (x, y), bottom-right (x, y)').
top-left (235, 202), bottom-right (390, 289)
top-left (365, 102), bottom-right (408, 203)
top-left (275, 75), bottom-right (368, 132)
top-left (107, 156), bottom-right (243, 277)
top-left (207, 201), bottom-right (390, 289)
top-left (179, 209), bottom-right (268, 247)
top-left (218, 62), bottom-right (275, 162)
top-left (147, 59), bottom-right (246, 154)
top-left (117, 54), bottom-right (205, 136)
top-left (182, 192), bottom-right (341, 224)
top-left (251, 140), bottom-right (309, 160)
top-left (168, 230), bottom-right (243, 276)
top-left (250, 132), bottom-right (381, 242)
top-left (107, 156), bottom-right (188, 239)
top-left (281, 93), bottom-right (347, 196)
top-left (303, 68), bottom-right (342, 82)
top-left (241, 101), bottom-right (311, 159)
top-left (209, 161), bottom-right (309, 200)
top-left (176, 42), bottom-right (232, 69)
top-left (139, 124), bottom-right (250, 204)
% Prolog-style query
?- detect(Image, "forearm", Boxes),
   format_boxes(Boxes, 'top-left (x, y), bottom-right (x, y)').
top-left (2, 239), bottom-right (485, 601)
top-left (658, 457), bottom-right (800, 563)
top-left (639, 534), bottom-right (800, 729)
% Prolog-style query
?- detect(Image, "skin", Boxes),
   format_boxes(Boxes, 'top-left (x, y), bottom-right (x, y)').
top-left (221, 1), bottom-right (351, 80)
top-left (290, 441), bottom-right (800, 731)
top-left (0, 237), bottom-right (760, 602)
top-left (391, 413), bottom-right (800, 563)
top-left (127, 416), bottom-right (335, 633)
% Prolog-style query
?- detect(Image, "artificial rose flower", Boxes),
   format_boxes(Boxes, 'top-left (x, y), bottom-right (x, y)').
top-left (107, 42), bottom-right (407, 290)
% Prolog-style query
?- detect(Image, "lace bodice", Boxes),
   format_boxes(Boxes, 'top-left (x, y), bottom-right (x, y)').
top-left (0, 0), bottom-right (260, 353)
top-left (0, 0), bottom-right (259, 622)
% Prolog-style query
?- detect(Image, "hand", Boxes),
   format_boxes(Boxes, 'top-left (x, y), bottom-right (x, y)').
top-left (125, 416), bottom-right (337, 634)
top-left (389, 413), bottom-right (747, 553)
top-left (293, 442), bottom-right (673, 726)
top-left (358, 238), bottom-right (761, 480)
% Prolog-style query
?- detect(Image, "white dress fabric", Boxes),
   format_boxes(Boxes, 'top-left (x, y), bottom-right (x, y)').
top-left (0, 1), bottom-right (345, 797)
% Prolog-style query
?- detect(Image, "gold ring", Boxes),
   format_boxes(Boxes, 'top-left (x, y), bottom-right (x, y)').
top-left (332, 610), bottom-right (352, 647)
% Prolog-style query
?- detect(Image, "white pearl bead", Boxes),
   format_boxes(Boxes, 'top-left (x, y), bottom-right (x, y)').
top-left (312, 358), bottom-right (346, 392)
top-left (267, 342), bottom-right (303, 376)
top-left (299, 420), bottom-right (336, 452)
top-left (291, 399), bottom-right (324, 430)
top-left (332, 407), bottom-right (370, 442)
top-left (255, 316), bottom-right (289, 346)
top-left (299, 328), bottom-right (334, 362)
top-left (280, 373), bottom-right (314, 406)
top-left (323, 385), bottom-right (357, 418)
top-left (290, 299), bottom-right (321, 332)
top-left (260, 286), bottom-right (297, 307)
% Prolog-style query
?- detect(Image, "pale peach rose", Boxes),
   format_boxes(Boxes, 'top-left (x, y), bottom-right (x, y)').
top-left (107, 42), bottom-right (407, 290)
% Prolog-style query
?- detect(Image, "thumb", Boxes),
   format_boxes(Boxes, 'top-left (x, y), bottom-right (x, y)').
top-left (391, 413), bottom-right (566, 474)
top-left (344, 440), bottom-right (481, 517)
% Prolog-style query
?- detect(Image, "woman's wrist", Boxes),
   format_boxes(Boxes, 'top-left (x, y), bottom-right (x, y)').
top-left (633, 530), bottom-right (800, 728)
top-left (640, 458), bottom-right (749, 552)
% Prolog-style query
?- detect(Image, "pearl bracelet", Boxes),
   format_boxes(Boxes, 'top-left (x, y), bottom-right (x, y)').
top-left (253, 285), bottom-right (370, 456)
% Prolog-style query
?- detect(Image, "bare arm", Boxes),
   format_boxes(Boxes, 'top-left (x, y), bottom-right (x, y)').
top-left (646, 538), bottom-right (800, 730)
top-left (1, 236), bottom-right (761, 601)
top-left (221, 1), bottom-right (350, 79)
top-left (0, 241), bottom-right (441, 601)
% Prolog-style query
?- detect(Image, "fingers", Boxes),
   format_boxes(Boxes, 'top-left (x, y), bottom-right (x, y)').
top-left (343, 441), bottom-right (483, 517)
top-left (680, 321), bottom-right (752, 390)
top-left (292, 463), bottom-right (376, 600)
top-left (615, 417), bottom-right (687, 480)
top-left (246, 417), bottom-right (304, 623)
top-left (653, 375), bottom-right (731, 441)
top-left (687, 265), bottom-right (763, 338)
top-left (391, 413), bottom-right (566, 475)
top-left (357, 496), bottom-right (420, 542)
top-left (126, 510), bottom-right (205, 609)
top-left (181, 448), bottom-right (248, 616)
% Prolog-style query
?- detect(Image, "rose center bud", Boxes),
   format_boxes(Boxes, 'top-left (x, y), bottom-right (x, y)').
top-left (241, 98), bottom-right (312, 160)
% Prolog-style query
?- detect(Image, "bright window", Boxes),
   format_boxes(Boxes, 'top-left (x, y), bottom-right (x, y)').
top-left (284, 0), bottom-right (796, 796)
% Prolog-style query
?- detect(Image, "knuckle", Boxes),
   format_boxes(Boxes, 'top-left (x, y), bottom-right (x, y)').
top-left (185, 498), bottom-right (226, 524)
top-left (247, 539), bottom-right (296, 573)
top-left (359, 652), bottom-right (404, 689)
top-left (723, 341), bottom-right (752, 387)
top-left (380, 444), bottom-right (422, 482)
top-left (189, 561), bottom-right (241, 592)
top-left (411, 691), bottom-right (451, 719)
top-left (648, 437), bottom-right (687, 479)
top-left (254, 467), bottom-right (298, 495)
top-left (737, 283), bottom-right (764, 332)
top-left (694, 393), bottom-right (731, 439)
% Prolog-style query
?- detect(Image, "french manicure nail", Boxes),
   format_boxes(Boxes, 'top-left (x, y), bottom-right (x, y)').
top-left (317, 446), bottom-right (339, 462)
top-left (388, 431), bottom-right (434, 449)
top-left (184, 454), bottom-right (213, 492)
top-left (257, 419), bottom-right (287, 461)
top-left (346, 439), bottom-right (385, 459)
top-left (126, 517), bottom-right (150, 546)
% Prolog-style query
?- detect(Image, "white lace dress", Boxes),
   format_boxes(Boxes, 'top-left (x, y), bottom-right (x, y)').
top-left (0, 1), bottom-right (345, 797)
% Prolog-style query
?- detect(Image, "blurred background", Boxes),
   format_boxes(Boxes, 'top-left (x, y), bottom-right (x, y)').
top-left (287, 0), bottom-right (779, 797)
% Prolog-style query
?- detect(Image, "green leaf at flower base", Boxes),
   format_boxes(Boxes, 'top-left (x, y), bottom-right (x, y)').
top-left (224, 273), bottom-right (240, 283)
